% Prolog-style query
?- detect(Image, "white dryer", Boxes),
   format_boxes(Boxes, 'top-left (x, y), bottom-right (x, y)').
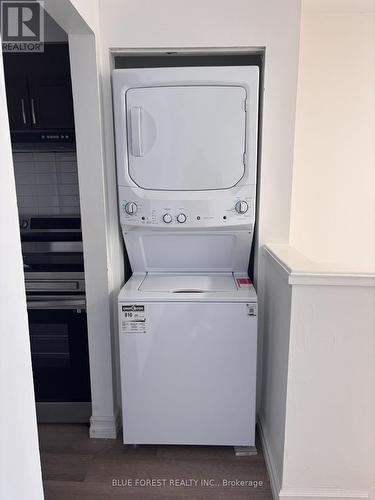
top-left (112, 66), bottom-right (259, 446)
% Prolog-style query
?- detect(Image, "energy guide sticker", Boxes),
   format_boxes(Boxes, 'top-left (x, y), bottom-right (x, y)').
top-left (121, 305), bottom-right (146, 334)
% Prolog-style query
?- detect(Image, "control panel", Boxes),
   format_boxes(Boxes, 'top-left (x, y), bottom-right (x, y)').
top-left (118, 186), bottom-right (255, 229)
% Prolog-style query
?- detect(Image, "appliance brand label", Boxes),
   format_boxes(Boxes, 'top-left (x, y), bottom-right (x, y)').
top-left (121, 305), bottom-right (146, 334)
top-left (122, 305), bottom-right (144, 312)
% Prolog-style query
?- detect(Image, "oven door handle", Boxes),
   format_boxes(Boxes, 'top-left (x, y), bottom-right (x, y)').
top-left (27, 299), bottom-right (86, 310)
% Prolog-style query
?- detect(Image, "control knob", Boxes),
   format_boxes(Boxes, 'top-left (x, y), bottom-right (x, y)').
top-left (235, 200), bottom-right (249, 214)
top-left (177, 213), bottom-right (187, 223)
top-left (163, 213), bottom-right (172, 224)
top-left (124, 202), bottom-right (137, 215)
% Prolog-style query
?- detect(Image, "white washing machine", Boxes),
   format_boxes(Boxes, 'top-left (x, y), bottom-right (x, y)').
top-left (112, 66), bottom-right (259, 446)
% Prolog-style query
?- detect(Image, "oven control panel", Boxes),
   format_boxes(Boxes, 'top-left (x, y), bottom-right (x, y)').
top-left (118, 186), bottom-right (256, 228)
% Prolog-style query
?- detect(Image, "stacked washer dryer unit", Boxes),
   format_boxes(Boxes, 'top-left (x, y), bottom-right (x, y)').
top-left (113, 66), bottom-right (259, 447)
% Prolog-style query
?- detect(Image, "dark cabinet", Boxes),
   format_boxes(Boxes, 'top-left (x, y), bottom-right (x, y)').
top-left (28, 77), bottom-right (74, 130)
top-left (4, 76), bottom-right (31, 130)
top-left (3, 44), bottom-right (75, 145)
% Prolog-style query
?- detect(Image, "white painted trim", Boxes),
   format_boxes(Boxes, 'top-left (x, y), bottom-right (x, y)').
top-left (257, 415), bottom-right (282, 500)
top-left (264, 245), bottom-right (375, 287)
top-left (109, 46), bottom-right (264, 55)
top-left (263, 246), bottom-right (292, 285)
top-left (89, 410), bottom-right (121, 439)
top-left (279, 487), bottom-right (369, 500)
top-left (288, 274), bottom-right (375, 287)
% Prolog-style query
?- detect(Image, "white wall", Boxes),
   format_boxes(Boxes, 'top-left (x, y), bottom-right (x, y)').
top-left (80, 0), bottom-right (302, 412)
top-left (43, 0), bottom-right (120, 438)
top-left (70, 0), bottom-right (99, 32)
top-left (260, 252), bottom-right (293, 497)
top-left (261, 4), bottom-right (375, 495)
top-left (68, 33), bottom-right (120, 437)
top-left (261, 245), bottom-right (375, 500)
top-left (0, 45), bottom-right (44, 500)
top-left (290, 0), bottom-right (375, 272)
top-left (283, 282), bottom-right (375, 496)
top-left (46, 0), bottom-right (302, 434)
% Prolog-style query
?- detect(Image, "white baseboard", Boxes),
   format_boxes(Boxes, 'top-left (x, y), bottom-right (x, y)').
top-left (89, 409), bottom-right (121, 439)
top-left (279, 488), bottom-right (369, 500)
top-left (257, 415), bottom-right (282, 500)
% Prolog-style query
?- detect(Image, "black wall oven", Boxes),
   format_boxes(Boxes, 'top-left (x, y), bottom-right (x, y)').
top-left (27, 297), bottom-right (91, 422)
top-left (21, 216), bottom-right (91, 423)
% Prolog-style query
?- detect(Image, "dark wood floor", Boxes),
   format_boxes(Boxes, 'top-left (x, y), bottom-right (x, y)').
top-left (38, 424), bottom-right (272, 500)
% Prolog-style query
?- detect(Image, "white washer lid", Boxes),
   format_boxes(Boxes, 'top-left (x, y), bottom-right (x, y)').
top-left (139, 274), bottom-right (237, 293)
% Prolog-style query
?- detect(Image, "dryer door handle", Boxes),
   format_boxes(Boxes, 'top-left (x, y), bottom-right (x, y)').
top-left (130, 106), bottom-right (143, 157)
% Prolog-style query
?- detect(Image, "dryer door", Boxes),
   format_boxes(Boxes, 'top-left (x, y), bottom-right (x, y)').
top-left (126, 85), bottom-right (246, 191)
